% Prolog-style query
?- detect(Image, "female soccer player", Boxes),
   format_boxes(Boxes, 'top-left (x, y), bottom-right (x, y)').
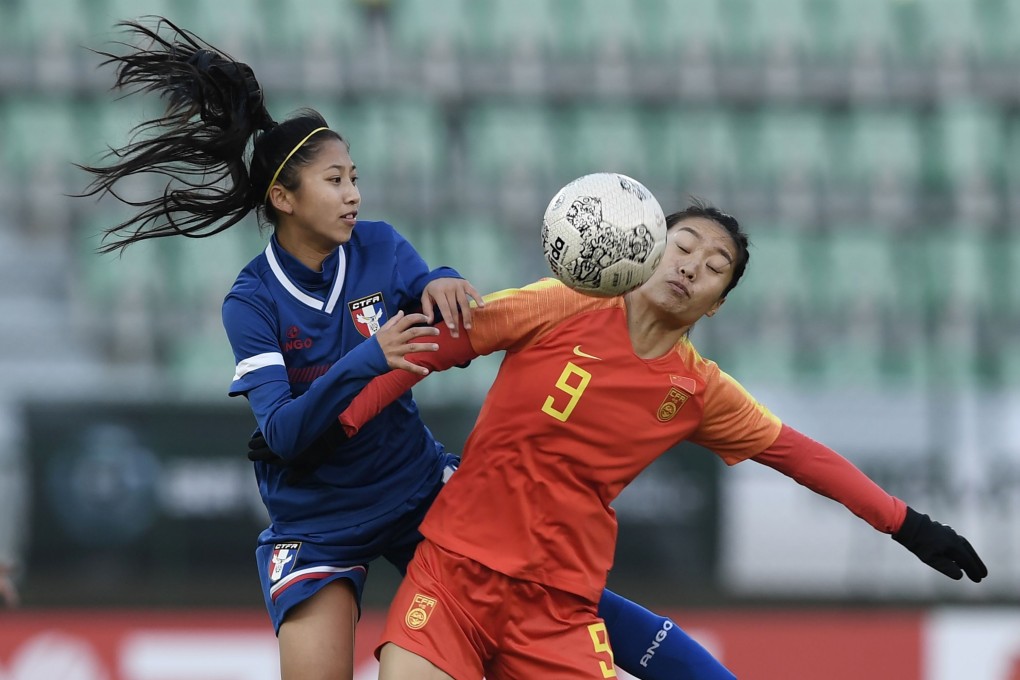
top-left (338, 204), bottom-right (988, 679)
top-left (79, 18), bottom-right (732, 680)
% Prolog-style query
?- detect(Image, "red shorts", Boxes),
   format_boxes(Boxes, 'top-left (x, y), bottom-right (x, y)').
top-left (377, 539), bottom-right (619, 679)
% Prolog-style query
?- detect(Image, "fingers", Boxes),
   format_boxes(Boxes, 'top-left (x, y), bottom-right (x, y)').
top-left (420, 293), bottom-right (435, 325)
top-left (421, 280), bottom-right (486, 339)
top-left (929, 556), bottom-right (964, 581)
top-left (377, 310), bottom-right (440, 373)
top-left (955, 539), bottom-right (988, 582)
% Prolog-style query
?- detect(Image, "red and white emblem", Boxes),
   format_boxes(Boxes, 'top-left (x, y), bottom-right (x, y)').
top-left (348, 293), bottom-right (387, 338)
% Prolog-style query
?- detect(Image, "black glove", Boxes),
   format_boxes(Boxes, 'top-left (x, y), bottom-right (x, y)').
top-left (892, 506), bottom-right (987, 582)
top-left (247, 419), bottom-right (349, 485)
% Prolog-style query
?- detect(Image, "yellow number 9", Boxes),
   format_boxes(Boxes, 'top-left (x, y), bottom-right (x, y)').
top-left (541, 361), bottom-right (591, 422)
top-left (587, 622), bottom-right (618, 678)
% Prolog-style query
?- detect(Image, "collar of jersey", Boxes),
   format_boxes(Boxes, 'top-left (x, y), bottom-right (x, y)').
top-left (265, 237), bottom-right (347, 313)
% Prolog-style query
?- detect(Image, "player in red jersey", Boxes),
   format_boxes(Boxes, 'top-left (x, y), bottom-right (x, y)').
top-left (339, 203), bottom-right (987, 679)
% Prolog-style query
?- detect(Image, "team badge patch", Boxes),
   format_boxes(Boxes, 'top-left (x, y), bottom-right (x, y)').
top-left (348, 293), bottom-right (387, 338)
top-left (405, 593), bottom-right (437, 630)
top-left (656, 387), bottom-right (689, 422)
top-left (269, 542), bottom-right (301, 583)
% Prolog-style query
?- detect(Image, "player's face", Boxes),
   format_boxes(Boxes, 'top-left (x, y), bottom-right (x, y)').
top-left (280, 138), bottom-right (361, 252)
top-left (639, 216), bottom-right (737, 324)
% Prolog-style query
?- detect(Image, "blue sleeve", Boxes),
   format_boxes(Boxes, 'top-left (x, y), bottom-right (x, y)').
top-left (391, 228), bottom-right (462, 305)
top-left (222, 294), bottom-right (391, 459)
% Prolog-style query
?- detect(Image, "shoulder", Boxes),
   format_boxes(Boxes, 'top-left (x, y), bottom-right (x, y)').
top-left (349, 220), bottom-right (400, 247)
top-left (488, 278), bottom-right (616, 312)
top-left (226, 249), bottom-right (272, 299)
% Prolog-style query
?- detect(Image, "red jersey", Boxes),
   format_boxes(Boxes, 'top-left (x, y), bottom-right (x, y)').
top-left (346, 279), bottom-right (783, 602)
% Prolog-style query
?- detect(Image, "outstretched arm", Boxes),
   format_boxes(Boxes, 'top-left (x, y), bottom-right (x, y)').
top-left (753, 425), bottom-right (987, 582)
top-left (339, 320), bottom-right (479, 436)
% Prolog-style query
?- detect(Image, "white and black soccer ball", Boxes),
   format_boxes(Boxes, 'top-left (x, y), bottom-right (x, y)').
top-left (541, 172), bottom-right (667, 297)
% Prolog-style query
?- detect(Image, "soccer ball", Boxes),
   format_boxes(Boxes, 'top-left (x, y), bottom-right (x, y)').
top-left (541, 173), bottom-right (667, 297)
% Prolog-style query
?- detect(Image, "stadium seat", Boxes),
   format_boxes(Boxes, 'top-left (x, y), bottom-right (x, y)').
top-left (934, 104), bottom-right (1004, 185)
top-left (722, 227), bottom-right (813, 318)
top-left (257, 0), bottom-right (368, 56)
top-left (463, 104), bottom-right (558, 183)
top-left (825, 0), bottom-right (900, 61)
top-left (388, 0), bottom-right (474, 56)
top-left (916, 0), bottom-right (984, 60)
top-left (832, 109), bottom-right (923, 187)
top-left (555, 107), bottom-right (651, 181)
top-left (751, 107), bottom-right (833, 185)
top-left (728, 0), bottom-right (814, 60)
top-left (163, 227), bottom-right (256, 315)
top-left (918, 229), bottom-right (991, 315)
top-left (0, 0), bottom-right (92, 53)
top-left (549, 0), bottom-right (644, 59)
top-left (166, 320), bottom-right (237, 397)
top-left (649, 108), bottom-right (744, 184)
top-left (820, 227), bottom-right (905, 312)
top-left (474, 0), bottom-right (558, 58)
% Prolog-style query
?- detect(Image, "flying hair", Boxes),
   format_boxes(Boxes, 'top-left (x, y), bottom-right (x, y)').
top-left (75, 17), bottom-right (340, 254)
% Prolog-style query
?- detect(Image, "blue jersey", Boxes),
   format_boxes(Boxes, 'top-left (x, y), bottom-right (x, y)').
top-left (222, 220), bottom-right (459, 537)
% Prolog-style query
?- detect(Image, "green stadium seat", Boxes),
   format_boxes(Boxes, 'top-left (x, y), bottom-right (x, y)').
top-left (549, 0), bottom-right (644, 58)
top-left (634, 0), bottom-right (728, 57)
top-left (389, 0), bottom-right (474, 55)
top-left (751, 108), bottom-right (833, 184)
top-left (0, 0), bottom-right (92, 52)
top-left (919, 229), bottom-right (991, 314)
top-left (723, 316), bottom-right (800, 389)
top-left (935, 104), bottom-right (1004, 185)
top-left (2, 97), bottom-right (85, 196)
top-left (474, 0), bottom-right (557, 57)
top-left (729, 0), bottom-right (814, 59)
top-left (831, 109), bottom-right (923, 186)
top-left (166, 321), bottom-right (237, 397)
top-left (257, 0), bottom-right (368, 55)
top-left (463, 105), bottom-right (557, 182)
top-left (555, 107), bottom-right (651, 181)
top-left (163, 227), bottom-right (257, 315)
top-left (916, 0), bottom-right (984, 60)
top-left (824, 0), bottom-right (900, 60)
top-left (821, 228), bottom-right (903, 311)
top-left (98, 0), bottom-right (189, 40)
top-left (722, 228), bottom-right (814, 317)
top-left (434, 216), bottom-right (524, 295)
top-left (649, 109), bottom-right (743, 184)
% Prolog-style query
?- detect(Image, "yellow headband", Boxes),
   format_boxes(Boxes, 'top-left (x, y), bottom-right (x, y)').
top-left (263, 126), bottom-right (330, 203)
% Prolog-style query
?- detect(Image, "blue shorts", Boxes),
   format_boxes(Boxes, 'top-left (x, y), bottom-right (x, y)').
top-left (256, 452), bottom-right (459, 633)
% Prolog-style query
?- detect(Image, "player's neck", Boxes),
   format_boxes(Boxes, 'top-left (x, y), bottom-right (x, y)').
top-left (625, 304), bottom-right (691, 359)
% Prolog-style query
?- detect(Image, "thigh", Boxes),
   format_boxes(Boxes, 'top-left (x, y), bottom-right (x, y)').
top-left (493, 585), bottom-right (617, 680)
top-left (279, 579), bottom-right (359, 680)
top-left (378, 541), bottom-right (496, 680)
top-left (378, 642), bottom-right (458, 680)
top-left (256, 541), bottom-right (369, 633)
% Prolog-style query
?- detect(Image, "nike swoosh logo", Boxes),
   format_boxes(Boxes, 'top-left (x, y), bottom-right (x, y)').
top-left (572, 345), bottom-right (602, 360)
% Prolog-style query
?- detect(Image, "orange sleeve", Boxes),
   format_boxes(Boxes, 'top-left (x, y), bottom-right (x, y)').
top-left (753, 425), bottom-right (908, 534)
top-left (340, 279), bottom-right (609, 435)
top-left (691, 364), bottom-right (783, 464)
top-left (467, 279), bottom-right (609, 355)
top-left (339, 322), bottom-right (475, 435)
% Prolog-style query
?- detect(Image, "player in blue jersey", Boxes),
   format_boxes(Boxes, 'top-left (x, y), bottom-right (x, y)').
top-left (78, 18), bottom-right (735, 680)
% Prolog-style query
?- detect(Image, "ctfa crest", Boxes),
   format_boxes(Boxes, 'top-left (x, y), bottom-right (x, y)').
top-left (348, 292), bottom-right (387, 338)
top-left (657, 387), bottom-right (690, 422)
top-left (405, 593), bottom-right (437, 630)
top-left (269, 542), bottom-right (301, 582)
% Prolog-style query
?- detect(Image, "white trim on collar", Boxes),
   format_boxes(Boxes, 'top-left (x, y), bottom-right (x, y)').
top-left (265, 243), bottom-right (346, 312)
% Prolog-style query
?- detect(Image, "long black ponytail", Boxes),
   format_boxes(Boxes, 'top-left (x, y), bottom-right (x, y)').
top-left (77, 17), bottom-right (344, 254)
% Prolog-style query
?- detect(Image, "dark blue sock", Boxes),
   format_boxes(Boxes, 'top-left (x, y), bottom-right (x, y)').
top-left (597, 589), bottom-right (736, 680)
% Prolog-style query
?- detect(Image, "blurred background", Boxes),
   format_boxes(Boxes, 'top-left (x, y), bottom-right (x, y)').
top-left (1, 0), bottom-right (1019, 678)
